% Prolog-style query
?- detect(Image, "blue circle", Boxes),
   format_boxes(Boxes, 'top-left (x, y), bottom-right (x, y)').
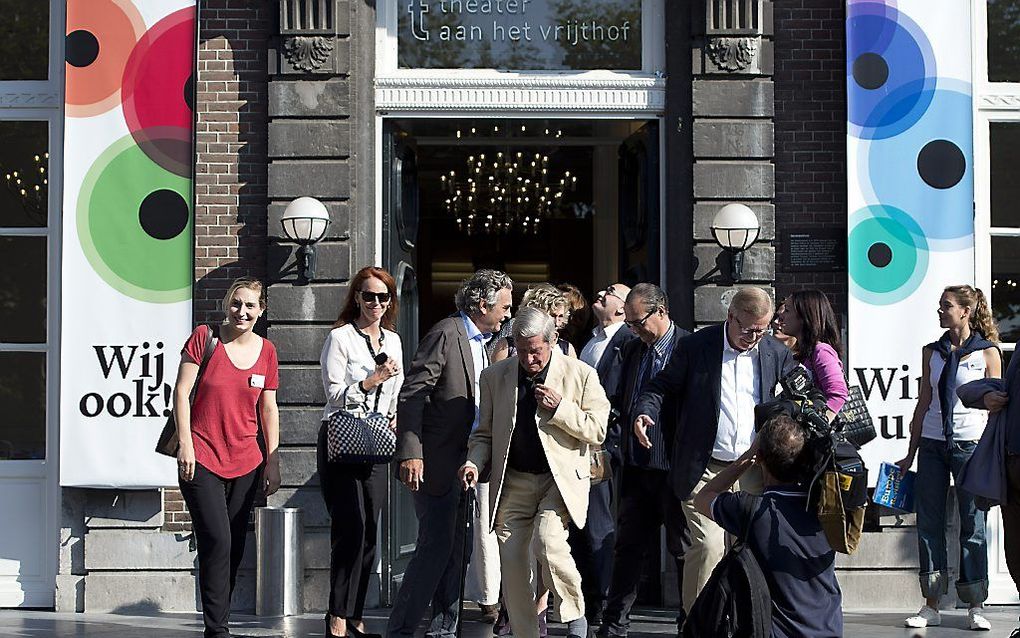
top-left (847, 4), bottom-right (936, 140)
top-left (864, 87), bottom-right (973, 242)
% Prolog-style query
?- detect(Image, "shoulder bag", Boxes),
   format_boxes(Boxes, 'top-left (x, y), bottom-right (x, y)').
top-left (325, 383), bottom-right (396, 464)
top-left (836, 385), bottom-right (877, 448)
top-left (155, 325), bottom-right (219, 457)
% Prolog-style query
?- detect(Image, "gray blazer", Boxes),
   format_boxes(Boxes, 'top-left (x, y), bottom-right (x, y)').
top-left (396, 315), bottom-right (478, 497)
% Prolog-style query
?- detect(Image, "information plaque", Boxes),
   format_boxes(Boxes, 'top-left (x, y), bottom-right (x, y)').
top-left (785, 228), bottom-right (847, 272)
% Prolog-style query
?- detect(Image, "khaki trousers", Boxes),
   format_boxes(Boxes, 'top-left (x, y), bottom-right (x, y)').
top-left (495, 469), bottom-right (584, 638)
top-left (679, 458), bottom-right (763, 612)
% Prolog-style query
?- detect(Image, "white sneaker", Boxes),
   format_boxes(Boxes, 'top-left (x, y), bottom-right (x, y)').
top-left (969, 607), bottom-right (992, 631)
top-left (905, 606), bottom-right (941, 628)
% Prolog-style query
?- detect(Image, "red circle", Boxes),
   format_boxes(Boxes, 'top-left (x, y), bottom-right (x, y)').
top-left (121, 6), bottom-right (196, 177)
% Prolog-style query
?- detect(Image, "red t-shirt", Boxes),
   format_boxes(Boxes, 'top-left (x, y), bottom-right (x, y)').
top-left (183, 326), bottom-right (280, 479)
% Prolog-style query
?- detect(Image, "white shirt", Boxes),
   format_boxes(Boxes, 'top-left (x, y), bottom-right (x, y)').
top-left (320, 323), bottom-right (404, 420)
top-left (713, 324), bottom-right (762, 462)
top-left (580, 321), bottom-right (626, 369)
top-left (922, 349), bottom-right (989, 441)
top-left (460, 312), bottom-right (490, 430)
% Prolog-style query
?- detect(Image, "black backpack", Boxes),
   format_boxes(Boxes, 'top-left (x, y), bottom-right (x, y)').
top-left (683, 495), bottom-right (772, 638)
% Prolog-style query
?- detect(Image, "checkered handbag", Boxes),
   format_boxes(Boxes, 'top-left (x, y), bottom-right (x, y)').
top-left (326, 406), bottom-right (395, 464)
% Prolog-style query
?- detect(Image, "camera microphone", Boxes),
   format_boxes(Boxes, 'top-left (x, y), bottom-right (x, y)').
top-left (374, 353), bottom-right (389, 365)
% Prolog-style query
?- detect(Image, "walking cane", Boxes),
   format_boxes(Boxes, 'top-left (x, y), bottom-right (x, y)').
top-left (456, 482), bottom-right (477, 637)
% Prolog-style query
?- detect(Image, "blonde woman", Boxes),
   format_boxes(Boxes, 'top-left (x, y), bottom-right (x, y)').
top-left (173, 277), bottom-right (280, 638)
top-left (492, 283), bottom-right (576, 363)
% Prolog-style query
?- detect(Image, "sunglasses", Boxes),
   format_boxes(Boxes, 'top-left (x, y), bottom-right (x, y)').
top-left (624, 307), bottom-right (657, 329)
top-left (598, 286), bottom-right (625, 303)
top-left (359, 290), bottom-right (392, 304)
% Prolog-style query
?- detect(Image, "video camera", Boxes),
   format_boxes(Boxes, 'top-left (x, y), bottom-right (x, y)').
top-left (753, 366), bottom-right (837, 487)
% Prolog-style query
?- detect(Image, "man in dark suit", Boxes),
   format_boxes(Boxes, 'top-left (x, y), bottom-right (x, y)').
top-left (388, 269), bottom-right (513, 638)
top-left (572, 283), bottom-right (637, 625)
top-left (633, 286), bottom-right (795, 612)
top-left (597, 284), bottom-right (689, 638)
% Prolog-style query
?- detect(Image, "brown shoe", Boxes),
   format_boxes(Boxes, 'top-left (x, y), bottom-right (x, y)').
top-left (479, 603), bottom-right (499, 624)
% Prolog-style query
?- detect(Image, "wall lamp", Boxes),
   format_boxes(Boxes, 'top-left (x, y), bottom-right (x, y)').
top-left (710, 203), bottom-right (760, 282)
top-left (280, 196), bottom-right (330, 282)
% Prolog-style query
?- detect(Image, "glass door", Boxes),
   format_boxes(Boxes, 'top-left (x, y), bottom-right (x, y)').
top-left (0, 118), bottom-right (59, 608)
top-left (381, 120), bottom-right (421, 604)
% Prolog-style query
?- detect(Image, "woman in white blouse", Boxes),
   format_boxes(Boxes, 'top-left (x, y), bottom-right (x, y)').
top-left (318, 266), bottom-right (404, 638)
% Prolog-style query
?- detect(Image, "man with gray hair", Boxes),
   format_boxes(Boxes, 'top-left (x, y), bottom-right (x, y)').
top-left (632, 286), bottom-right (795, 612)
top-left (460, 307), bottom-right (610, 638)
top-left (388, 269), bottom-right (512, 638)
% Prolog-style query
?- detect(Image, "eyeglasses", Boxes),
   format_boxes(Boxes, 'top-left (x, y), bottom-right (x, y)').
top-left (598, 286), bottom-right (625, 304)
top-left (624, 307), bottom-right (657, 329)
top-left (359, 290), bottom-right (392, 304)
top-left (733, 314), bottom-right (768, 337)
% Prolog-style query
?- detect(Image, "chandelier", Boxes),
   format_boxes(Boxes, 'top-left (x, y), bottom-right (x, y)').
top-left (440, 146), bottom-right (577, 236)
top-left (2, 152), bottom-right (48, 222)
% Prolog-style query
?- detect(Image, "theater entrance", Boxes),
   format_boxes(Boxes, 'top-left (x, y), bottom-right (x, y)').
top-left (379, 116), bottom-right (662, 602)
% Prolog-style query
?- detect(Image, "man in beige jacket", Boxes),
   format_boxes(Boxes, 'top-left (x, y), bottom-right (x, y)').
top-left (460, 307), bottom-right (610, 638)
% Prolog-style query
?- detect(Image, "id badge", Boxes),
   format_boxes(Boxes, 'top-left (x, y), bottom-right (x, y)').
top-left (250, 374), bottom-right (266, 388)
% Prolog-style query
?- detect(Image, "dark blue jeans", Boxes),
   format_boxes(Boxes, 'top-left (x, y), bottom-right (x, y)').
top-left (915, 438), bottom-right (988, 604)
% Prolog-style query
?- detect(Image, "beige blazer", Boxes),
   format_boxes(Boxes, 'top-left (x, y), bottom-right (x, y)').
top-left (466, 350), bottom-right (609, 529)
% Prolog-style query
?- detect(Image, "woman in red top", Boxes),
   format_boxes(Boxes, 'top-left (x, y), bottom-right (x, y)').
top-left (173, 277), bottom-right (281, 638)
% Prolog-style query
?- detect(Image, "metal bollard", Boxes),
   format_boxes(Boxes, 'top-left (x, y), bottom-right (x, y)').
top-left (255, 506), bottom-right (303, 616)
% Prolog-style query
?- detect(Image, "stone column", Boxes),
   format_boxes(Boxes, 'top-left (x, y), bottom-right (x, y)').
top-left (265, 0), bottom-right (368, 610)
top-left (691, 0), bottom-right (777, 324)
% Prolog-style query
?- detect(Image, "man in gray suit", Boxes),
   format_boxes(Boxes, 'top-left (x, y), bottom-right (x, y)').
top-left (387, 269), bottom-right (513, 638)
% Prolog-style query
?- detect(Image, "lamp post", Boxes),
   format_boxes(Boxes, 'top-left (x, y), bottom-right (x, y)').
top-left (280, 197), bottom-right (331, 282)
top-left (710, 203), bottom-right (761, 282)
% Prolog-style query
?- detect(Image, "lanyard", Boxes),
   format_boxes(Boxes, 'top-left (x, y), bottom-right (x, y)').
top-left (353, 324), bottom-right (385, 413)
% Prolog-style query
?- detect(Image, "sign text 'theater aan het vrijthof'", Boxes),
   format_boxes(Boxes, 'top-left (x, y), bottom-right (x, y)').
top-left (399, 0), bottom-right (642, 70)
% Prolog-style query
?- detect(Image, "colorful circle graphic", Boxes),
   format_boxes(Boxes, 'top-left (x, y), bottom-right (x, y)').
top-left (861, 87), bottom-right (973, 243)
top-left (847, 3), bottom-right (936, 140)
top-left (849, 205), bottom-right (929, 305)
top-left (122, 6), bottom-right (196, 178)
top-left (65, 0), bottom-right (144, 117)
top-left (77, 134), bottom-right (193, 303)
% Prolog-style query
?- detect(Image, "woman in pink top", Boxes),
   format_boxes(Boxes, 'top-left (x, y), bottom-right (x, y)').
top-left (777, 289), bottom-right (849, 414)
top-left (172, 277), bottom-right (281, 638)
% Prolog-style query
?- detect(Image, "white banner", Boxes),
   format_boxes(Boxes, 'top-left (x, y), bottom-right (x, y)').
top-left (845, 0), bottom-right (974, 483)
top-left (60, 0), bottom-right (197, 488)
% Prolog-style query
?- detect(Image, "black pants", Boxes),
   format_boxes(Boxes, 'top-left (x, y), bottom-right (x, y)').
top-left (602, 466), bottom-right (688, 635)
top-left (179, 462), bottom-right (261, 638)
top-left (568, 479), bottom-right (616, 621)
top-left (317, 423), bottom-right (387, 619)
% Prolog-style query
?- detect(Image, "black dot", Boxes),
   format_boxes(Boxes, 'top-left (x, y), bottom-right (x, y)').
top-left (184, 73), bottom-right (195, 111)
top-left (917, 139), bottom-right (966, 189)
top-left (139, 190), bottom-right (189, 240)
top-left (868, 242), bottom-right (892, 268)
top-left (66, 30), bottom-right (100, 67)
top-left (853, 52), bottom-right (888, 90)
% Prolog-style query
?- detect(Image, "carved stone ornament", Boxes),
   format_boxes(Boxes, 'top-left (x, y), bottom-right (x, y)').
top-left (283, 35), bottom-right (335, 72)
top-left (706, 36), bottom-right (758, 72)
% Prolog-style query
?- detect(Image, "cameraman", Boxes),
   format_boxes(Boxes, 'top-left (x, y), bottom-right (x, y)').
top-left (693, 415), bottom-right (843, 638)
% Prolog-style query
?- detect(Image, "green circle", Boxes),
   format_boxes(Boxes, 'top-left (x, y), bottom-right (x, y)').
top-left (848, 205), bottom-right (928, 305)
top-left (78, 135), bottom-right (192, 303)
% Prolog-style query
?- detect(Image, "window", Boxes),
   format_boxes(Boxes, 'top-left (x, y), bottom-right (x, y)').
top-left (976, 1), bottom-right (1020, 352)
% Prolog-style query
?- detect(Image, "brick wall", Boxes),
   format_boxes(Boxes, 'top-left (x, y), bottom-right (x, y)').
top-left (164, 0), bottom-right (273, 532)
top-left (192, 0), bottom-right (272, 323)
top-left (773, 0), bottom-right (848, 319)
